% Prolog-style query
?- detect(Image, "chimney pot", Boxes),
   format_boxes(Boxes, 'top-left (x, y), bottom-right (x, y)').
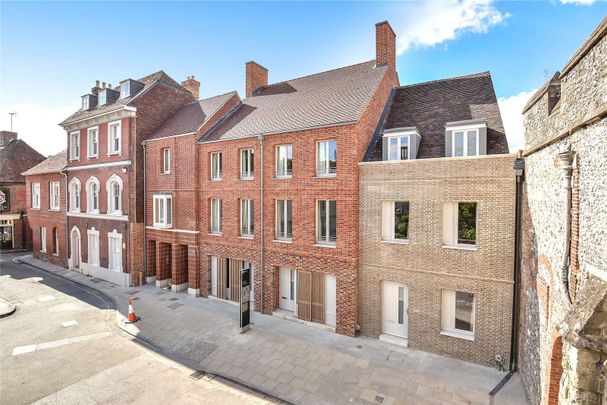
top-left (181, 75), bottom-right (200, 100)
top-left (245, 61), bottom-right (268, 97)
top-left (96, 80), bottom-right (100, 87)
top-left (375, 21), bottom-right (396, 71)
top-left (101, 82), bottom-right (106, 88)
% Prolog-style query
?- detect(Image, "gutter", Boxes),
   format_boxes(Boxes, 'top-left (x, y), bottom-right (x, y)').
top-left (510, 157), bottom-right (524, 371)
top-left (258, 135), bottom-right (265, 313)
top-left (60, 168), bottom-right (69, 265)
top-left (143, 142), bottom-right (147, 284)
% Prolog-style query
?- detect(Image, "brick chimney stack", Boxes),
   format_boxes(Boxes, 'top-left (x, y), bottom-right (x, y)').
top-left (0, 131), bottom-right (17, 147)
top-left (245, 61), bottom-right (268, 97)
top-left (181, 75), bottom-right (201, 100)
top-left (376, 21), bottom-right (396, 71)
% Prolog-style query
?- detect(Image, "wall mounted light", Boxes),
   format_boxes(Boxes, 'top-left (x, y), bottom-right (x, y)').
top-left (122, 167), bottom-right (128, 174)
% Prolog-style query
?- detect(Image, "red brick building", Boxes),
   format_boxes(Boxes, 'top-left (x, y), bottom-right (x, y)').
top-left (59, 72), bottom-right (196, 286)
top-left (173, 21), bottom-right (397, 335)
top-left (0, 131), bottom-right (45, 250)
top-left (23, 151), bottom-right (68, 266)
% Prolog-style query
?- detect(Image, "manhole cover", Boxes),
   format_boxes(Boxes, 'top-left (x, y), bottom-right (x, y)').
top-left (155, 291), bottom-right (167, 296)
top-left (356, 345), bottom-right (363, 349)
top-left (190, 370), bottom-right (205, 380)
top-left (89, 279), bottom-right (102, 283)
top-left (167, 302), bottom-right (183, 310)
top-left (169, 298), bottom-right (179, 301)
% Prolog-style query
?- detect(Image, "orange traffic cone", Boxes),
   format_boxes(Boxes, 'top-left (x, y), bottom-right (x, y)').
top-left (127, 297), bottom-right (139, 323)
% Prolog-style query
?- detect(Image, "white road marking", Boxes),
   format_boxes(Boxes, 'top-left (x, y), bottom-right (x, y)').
top-left (37, 295), bottom-right (56, 302)
top-left (61, 320), bottom-right (78, 327)
top-left (11, 332), bottom-right (111, 356)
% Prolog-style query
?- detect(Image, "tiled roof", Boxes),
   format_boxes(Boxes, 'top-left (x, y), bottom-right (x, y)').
top-left (365, 71), bottom-right (509, 161)
top-left (60, 71), bottom-right (186, 126)
top-left (22, 150), bottom-right (67, 176)
top-left (201, 61), bottom-right (388, 142)
top-left (148, 91), bottom-right (238, 140)
top-left (0, 139), bottom-right (46, 183)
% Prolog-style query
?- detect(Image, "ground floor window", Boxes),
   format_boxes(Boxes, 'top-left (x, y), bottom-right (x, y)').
top-left (108, 230), bottom-right (122, 272)
top-left (40, 227), bottom-right (47, 252)
top-left (441, 289), bottom-right (475, 340)
top-left (87, 228), bottom-right (99, 266)
top-left (53, 228), bottom-right (59, 255)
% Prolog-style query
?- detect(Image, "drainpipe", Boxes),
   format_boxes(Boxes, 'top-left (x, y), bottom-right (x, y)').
top-left (143, 141), bottom-right (147, 283)
top-left (258, 134), bottom-right (264, 313)
top-left (60, 168), bottom-right (69, 265)
top-left (510, 157), bottom-right (524, 372)
top-left (557, 148), bottom-right (574, 307)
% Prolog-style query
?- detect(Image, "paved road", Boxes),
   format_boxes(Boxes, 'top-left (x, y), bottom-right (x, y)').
top-left (0, 251), bottom-right (277, 405)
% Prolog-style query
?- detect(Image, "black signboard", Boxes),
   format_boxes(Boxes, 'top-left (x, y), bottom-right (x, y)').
top-left (239, 267), bottom-right (251, 333)
top-left (0, 188), bottom-right (9, 212)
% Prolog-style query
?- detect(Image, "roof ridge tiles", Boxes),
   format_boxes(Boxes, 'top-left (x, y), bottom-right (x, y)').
top-left (396, 71), bottom-right (491, 90)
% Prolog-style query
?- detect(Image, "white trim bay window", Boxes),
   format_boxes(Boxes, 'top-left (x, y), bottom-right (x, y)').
top-left (276, 145), bottom-right (292, 178)
top-left (240, 198), bottom-right (254, 237)
top-left (210, 152), bottom-right (222, 181)
top-left (69, 178), bottom-right (81, 212)
top-left (108, 120), bottom-right (121, 155)
top-left (382, 201), bottom-right (409, 242)
top-left (275, 199), bottom-right (292, 241)
top-left (162, 148), bottom-right (171, 174)
top-left (49, 181), bottom-right (60, 210)
top-left (316, 139), bottom-right (336, 176)
top-left (31, 182), bottom-right (41, 209)
top-left (106, 175), bottom-right (123, 215)
top-left (452, 128), bottom-right (479, 157)
top-left (386, 134), bottom-right (410, 160)
top-left (87, 126), bottom-right (99, 158)
top-left (316, 200), bottom-right (336, 245)
top-left (441, 290), bottom-right (475, 340)
top-left (86, 176), bottom-right (100, 214)
top-left (240, 148), bottom-right (254, 179)
top-left (443, 202), bottom-right (477, 248)
top-left (70, 131), bottom-right (80, 160)
top-left (210, 198), bottom-right (222, 234)
top-left (153, 194), bottom-right (172, 228)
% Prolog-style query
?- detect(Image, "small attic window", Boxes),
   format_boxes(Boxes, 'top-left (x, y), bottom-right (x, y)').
top-left (81, 94), bottom-right (96, 110)
top-left (120, 81), bottom-right (130, 98)
top-left (98, 89), bottom-right (107, 105)
top-left (82, 96), bottom-right (89, 110)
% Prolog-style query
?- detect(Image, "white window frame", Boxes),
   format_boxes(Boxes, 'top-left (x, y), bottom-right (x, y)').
top-left (40, 227), bottom-right (47, 252)
top-left (275, 199), bottom-right (292, 241)
top-left (240, 198), bottom-right (254, 237)
top-left (443, 202), bottom-right (478, 248)
top-left (106, 174), bottom-right (123, 216)
top-left (85, 176), bottom-right (100, 214)
top-left (70, 131), bottom-right (80, 161)
top-left (316, 199), bottom-right (336, 245)
top-left (87, 227), bottom-right (100, 266)
top-left (210, 198), bottom-right (222, 234)
top-left (162, 148), bottom-right (171, 174)
top-left (210, 152), bottom-right (222, 181)
top-left (108, 230), bottom-right (123, 272)
top-left (49, 181), bottom-right (60, 211)
top-left (240, 148), bottom-right (254, 180)
top-left (276, 145), bottom-right (292, 178)
top-left (69, 178), bottom-right (81, 213)
top-left (441, 289), bottom-right (476, 341)
top-left (316, 139), bottom-right (337, 177)
top-left (82, 96), bottom-right (90, 110)
top-left (108, 120), bottom-right (122, 156)
top-left (120, 81), bottom-right (130, 99)
top-left (31, 182), bottom-right (41, 209)
top-left (384, 133), bottom-right (412, 161)
top-left (87, 126), bottom-right (99, 159)
top-left (381, 201), bottom-right (409, 242)
top-left (446, 123), bottom-right (483, 157)
top-left (153, 194), bottom-right (173, 228)
top-left (98, 90), bottom-right (107, 106)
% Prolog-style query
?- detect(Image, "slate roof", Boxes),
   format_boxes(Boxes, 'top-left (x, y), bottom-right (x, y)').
top-left (0, 139), bottom-right (46, 183)
top-left (22, 150), bottom-right (67, 176)
top-left (60, 71), bottom-right (186, 126)
top-left (201, 61), bottom-right (388, 142)
top-left (365, 71), bottom-right (509, 161)
top-left (148, 91), bottom-right (238, 140)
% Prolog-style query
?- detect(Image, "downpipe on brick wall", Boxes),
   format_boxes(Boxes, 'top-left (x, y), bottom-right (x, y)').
top-left (509, 157), bottom-right (524, 372)
top-left (258, 135), bottom-right (264, 313)
top-left (61, 168), bottom-right (69, 265)
top-left (557, 147), bottom-right (574, 307)
top-left (143, 141), bottom-right (147, 283)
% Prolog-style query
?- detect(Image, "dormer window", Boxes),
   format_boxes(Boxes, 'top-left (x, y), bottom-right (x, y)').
top-left (82, 96), bottom-right (89, 110)
top-left (445, 120), bottom-right (487, 157)
top-left (120, 81), bottom-right (130, 98)
top-left (98, 89), bottom-right (107, 105)
top-left (383, 128), bottom-right (421, 161)
top-left (81, 94), bottom-right (97, 110)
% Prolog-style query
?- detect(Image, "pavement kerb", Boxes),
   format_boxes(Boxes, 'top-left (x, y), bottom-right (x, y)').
top-left (0, 298), bottom-right (16, 318)
top-left (13, 255), bottom-right (290, 405)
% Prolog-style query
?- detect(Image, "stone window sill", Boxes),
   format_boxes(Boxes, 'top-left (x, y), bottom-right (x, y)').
top-left (273, 239), bottom-right (292, 244)
top-left (209, 232), bottom-right (222, 237)
top-left (381, 239), bottom-right (409, 245)
top-left (440, 330), bottom-right (475, 342)
top-left (442, 244), bottom-right (478, 251)
top-left (314, 243), bottom-right (336, 249)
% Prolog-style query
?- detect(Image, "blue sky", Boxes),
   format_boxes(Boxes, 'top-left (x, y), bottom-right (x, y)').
top-left (1, 1), bottom-right (606, 155)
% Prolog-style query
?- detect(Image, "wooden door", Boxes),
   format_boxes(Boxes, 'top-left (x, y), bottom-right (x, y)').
top-left (311, 272), bottom-right (325, 323)
top-left (297, 270), bottom-right (312, 321)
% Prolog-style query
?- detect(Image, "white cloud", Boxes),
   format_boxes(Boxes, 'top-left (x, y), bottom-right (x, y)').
top-left (498, 89), bottom-right (537, 152)
top-left (0, 103), bottom-right (74, 157)
top-left (560, 0), bottom-right (595, 5)
top-left (393, 0), bottom-right (509, 54)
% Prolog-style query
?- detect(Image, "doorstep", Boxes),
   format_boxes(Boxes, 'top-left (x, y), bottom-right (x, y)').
top-left (272, 308), bottom-right (336, 333)
top-left (379, 333), bottom-right (409, 348)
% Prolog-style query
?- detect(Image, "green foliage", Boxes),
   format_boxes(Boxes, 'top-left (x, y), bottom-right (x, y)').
top-left (458, 202), bottom-right (476, 244)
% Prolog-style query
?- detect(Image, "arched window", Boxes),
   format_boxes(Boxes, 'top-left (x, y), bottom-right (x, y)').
top-left (86, 176), bottom-right (100, 214)
top-left (69, 178), bottom-right (81, 213)
top-left (106, 174), bottom-right (123, 215)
